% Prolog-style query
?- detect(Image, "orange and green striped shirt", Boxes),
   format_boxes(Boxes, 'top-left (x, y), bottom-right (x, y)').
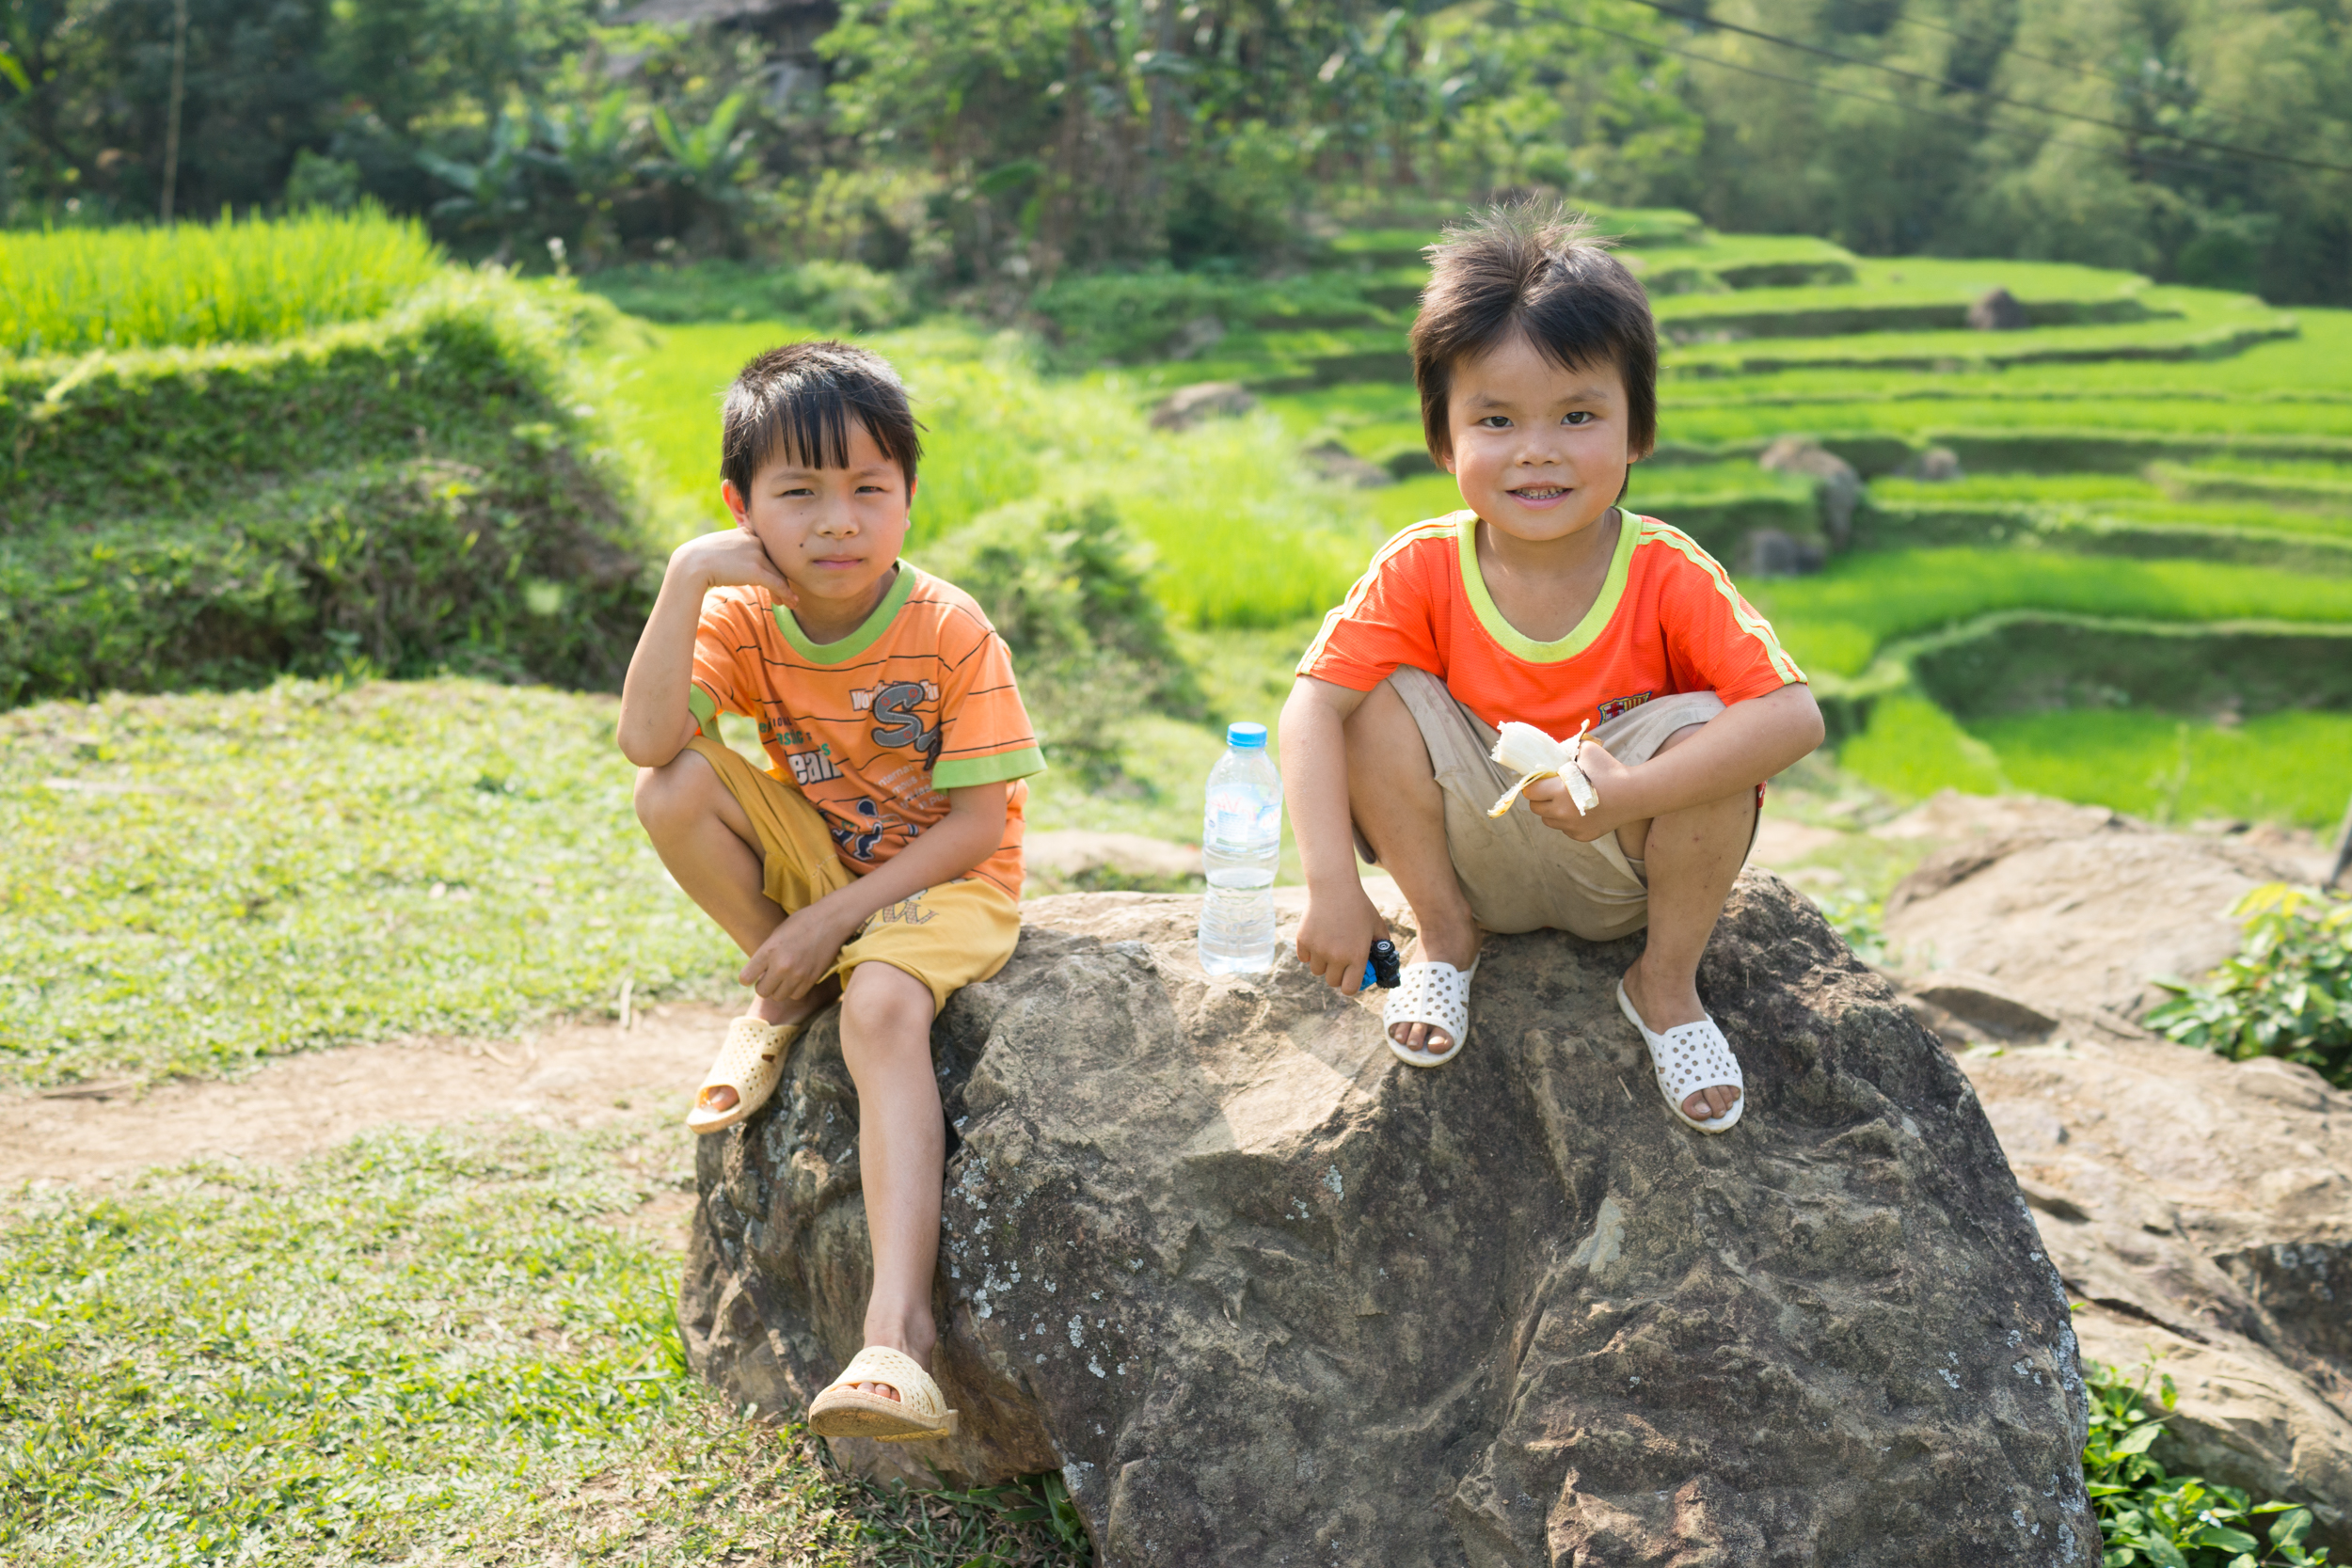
top-left (690, 564), bottom-right (1043, 897)
top-left (1298, 509), bottom-right (1804, 736)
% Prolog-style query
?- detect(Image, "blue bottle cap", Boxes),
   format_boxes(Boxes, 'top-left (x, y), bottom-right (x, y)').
top-left (1227, 722), bottom-right (1268, 749)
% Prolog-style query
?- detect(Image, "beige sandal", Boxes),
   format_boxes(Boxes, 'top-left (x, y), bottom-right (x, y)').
top-left (685, 1015), bottom-right (803, 1134)
top-left (806, 1346), bottom-right (960, 1442)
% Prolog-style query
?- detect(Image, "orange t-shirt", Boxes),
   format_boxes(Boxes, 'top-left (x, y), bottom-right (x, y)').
top-left (689, 564), bottom-right (1044, 898)
top-left (1297, 510), bottom-right (1804, 736)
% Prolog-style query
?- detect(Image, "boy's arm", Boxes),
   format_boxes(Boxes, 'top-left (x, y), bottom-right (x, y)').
top-left (1525, 682), bottom-right (1825, 842)
top-left (738, 782), bottom-right (1011, 1003)
top-left (1280, 676), bottom-right (1391, 997)
top-left (616, 531), bottom-right (795, 768)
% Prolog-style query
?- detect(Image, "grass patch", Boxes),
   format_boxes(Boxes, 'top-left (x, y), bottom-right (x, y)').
top-left (1749, 549), bottom-right (2352, 678)
top-left (0, 678), bottom-right (737, 1091)
top-left (0, 1117), bottom-right (1090, 1567)
top-left (1967, 709), bottom-right (2352, 830)
top-left (0, 209), bottom-right (443, 357)
top-left (602, 319), bottom-right (1380, 628)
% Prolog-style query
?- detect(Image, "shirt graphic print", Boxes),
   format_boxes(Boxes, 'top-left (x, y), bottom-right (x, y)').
top-left (688, 564), bottom-right (1044, 897)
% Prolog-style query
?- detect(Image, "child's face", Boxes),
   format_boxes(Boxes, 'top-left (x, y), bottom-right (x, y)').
top-left (723, 419), bottom-right (914, 607)
top-left (1440, 333), bottom-right (1632, 546)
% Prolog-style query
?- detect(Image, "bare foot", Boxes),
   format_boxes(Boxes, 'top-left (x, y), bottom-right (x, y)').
top-left (1621, 958), bottom-right (1741, 1122)
top-left (1388, 921), bottom-right (1481, 1063)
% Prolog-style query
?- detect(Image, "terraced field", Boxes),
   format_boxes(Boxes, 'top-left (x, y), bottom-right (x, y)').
top-left (1093, 212), bottom-right (2352, 831)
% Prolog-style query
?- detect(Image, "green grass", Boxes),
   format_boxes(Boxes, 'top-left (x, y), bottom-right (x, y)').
top-left (0, 209), bottom-right (444, 358)
top-left (602, 318), bottom-right (1382, 628)
top-left (1748, 549), bottom-right (2352, 677)
top-left (1836, 696), bottom-right (2352, 829)
top-left (0, 678), bottom-right (737, 1091)
top-left (0, 1117), bottom-right (1089, 1567)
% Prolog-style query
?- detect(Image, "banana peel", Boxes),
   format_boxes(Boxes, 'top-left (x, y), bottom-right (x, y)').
top-left (1488, 720), bottom-right (1599, 818)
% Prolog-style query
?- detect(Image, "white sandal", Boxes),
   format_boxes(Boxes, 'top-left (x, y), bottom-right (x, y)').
top-left (1616, 980), bottom-right (1745, 1133)
top-left (806, 1345), bottom-right (960, 1442)
top-left (1385, 958), bottom-right (1479, 1068)
top-left (685, 1014), bottom-right (803, 1134)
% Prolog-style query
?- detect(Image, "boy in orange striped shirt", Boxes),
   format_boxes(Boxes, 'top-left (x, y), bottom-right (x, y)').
top-left (1281, 205), bottom-right (1826, 1133)
top-left (618, 341), bottom-right (1042, 1443)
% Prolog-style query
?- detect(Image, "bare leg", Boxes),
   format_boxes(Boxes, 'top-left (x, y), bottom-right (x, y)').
top-left (634, 750), bottom-right (834, 1112)
top-left (1343, 680), bottom-right (1479, 1059)
top-left (835, 959), bottom-right (944, 1402)
top-left (1613, 723), bottom-right (1755, 1121)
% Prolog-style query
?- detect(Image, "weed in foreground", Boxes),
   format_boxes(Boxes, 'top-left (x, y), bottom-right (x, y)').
top-left (2146, 883), bottom-right (2352, 1090)
top-left (2085, 1359), bottom-right (2330, 1567)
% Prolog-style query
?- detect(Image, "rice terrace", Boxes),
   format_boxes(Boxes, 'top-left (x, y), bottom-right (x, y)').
top-left (4, 2), bottom-right (2352, 1562)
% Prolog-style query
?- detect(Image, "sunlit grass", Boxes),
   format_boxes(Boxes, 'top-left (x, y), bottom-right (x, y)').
top-left (0, 208), bottom-right (444, 357)
top-left (1747, 550), bottom-right (2352, 677)
top-left (0, 678), bottom-right (738, 1090)
top-left (601, 317), bottom-right (1381, 627)
top-left (1838, 700), bottom-right (2352, 829)
top-left (0, 1118), bottom-right (1089, 1567)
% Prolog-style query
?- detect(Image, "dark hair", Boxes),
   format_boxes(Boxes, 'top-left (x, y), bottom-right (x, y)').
top-left (1409, 202), bottom-right (1659, 464)
top-left (720, 340), bottom-right (923, 498)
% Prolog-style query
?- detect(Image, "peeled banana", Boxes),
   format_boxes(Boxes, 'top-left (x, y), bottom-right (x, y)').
top-left (1487, 720), bottom-right (1599, 818)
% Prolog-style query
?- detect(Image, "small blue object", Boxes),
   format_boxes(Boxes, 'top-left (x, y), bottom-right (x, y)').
top-left (1226, 721), bottom-right (1268, 749)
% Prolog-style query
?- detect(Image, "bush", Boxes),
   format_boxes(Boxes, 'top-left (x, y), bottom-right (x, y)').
top-left (926, 495), bottom-right (1200, 782)
top-left (0, 208), bottom-right (443, 356)
top-left (2146, 884), bottom-right (2352, 1089)
top-left (2085, 1358), bottom-right (2331, 1566)
top-left (1, 269), bottom-right (655, 705)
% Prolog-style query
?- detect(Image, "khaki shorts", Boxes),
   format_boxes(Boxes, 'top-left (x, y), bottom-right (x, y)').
top-left (1355, 669), bottom-right (1753, 942)
top-left (686, 736), bottom-right (1022, 1015)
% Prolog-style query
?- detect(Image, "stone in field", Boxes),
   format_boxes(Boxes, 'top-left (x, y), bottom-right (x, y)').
top-left (1756, 436), bottom-right (1862, 548)
top-left (681, 875), bottom-right (2094, 1566)
top-left (1968, 288), bottom-right (2030, 330)
top-left (1148, 379), bottom-right (1255, 431)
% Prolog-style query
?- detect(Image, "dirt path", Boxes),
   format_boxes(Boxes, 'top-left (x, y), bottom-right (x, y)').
top-left (1, 1003), bottom-right (732, 1186)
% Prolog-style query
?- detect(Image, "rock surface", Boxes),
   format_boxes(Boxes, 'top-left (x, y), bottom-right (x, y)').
top-left (1883, 806), bottom-right (2318, 1020)
top-left (681, 874), bottom-right (2095, 1566)
top-left (1969, 288), bottom-right (2030, 330)
top-left (1756, 436), bottom-right (1862, 547)
top-left (1955, 1026), bottom-right (2352, 1550)
top-left (1148, 380), bottom-right (1256, 431)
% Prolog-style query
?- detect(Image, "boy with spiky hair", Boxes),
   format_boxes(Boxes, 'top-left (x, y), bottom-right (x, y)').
top-left (618, 340), bottom-right (1043, 1442)
top-left (1280, 204), bottom-right (1824, 1132)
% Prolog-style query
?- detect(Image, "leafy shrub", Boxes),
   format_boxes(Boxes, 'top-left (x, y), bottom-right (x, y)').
top-left (2147, 884), bottom-right (2352, 1088)
top-left (926, 495), bottom-right (1201, 782)
top-left (579, 258), bottom-right (916, 330)
top-left (1, 270), bottom-right (654, 704)
top-left (1028, 269), bottom-right (1396, 367)
top-left (2085, 1359), bottom-right (2331, 1566)
top-left (0, 208), bottom-right (444, 356)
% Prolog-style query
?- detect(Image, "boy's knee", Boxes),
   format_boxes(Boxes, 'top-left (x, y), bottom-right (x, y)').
top-left (840, 962), bottom-right (935, 1042)
top-left (632, 749), bottom-right (718, 835)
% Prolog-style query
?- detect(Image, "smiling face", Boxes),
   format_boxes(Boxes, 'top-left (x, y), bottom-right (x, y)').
top-left (1440, 332), bottom-right (1632, 546)
top-left (722, 418), bottom-right (913, 614)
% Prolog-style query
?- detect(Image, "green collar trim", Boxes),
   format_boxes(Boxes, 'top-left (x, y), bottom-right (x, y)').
top-left (770, 563), bottom-right (915, 665)
top-left (1456, 509), bottom-right (1637, 663)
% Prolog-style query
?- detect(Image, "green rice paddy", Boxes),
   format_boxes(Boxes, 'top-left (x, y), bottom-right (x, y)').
top-left (0, 208), bottom-right (444, 357)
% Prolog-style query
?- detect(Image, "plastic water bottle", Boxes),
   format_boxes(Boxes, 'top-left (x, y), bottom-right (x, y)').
top-left (1198, 721), bottom-right (1282, 974)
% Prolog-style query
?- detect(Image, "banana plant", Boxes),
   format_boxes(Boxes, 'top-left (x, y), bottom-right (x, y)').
top-left (648, 91), bottom-right (753, 203)
top-left (415, 106), bottom-right (537, 237)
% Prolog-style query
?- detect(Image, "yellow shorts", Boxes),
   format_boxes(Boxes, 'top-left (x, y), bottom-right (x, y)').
top-left (687, 736), bottom-right (1022, 1015)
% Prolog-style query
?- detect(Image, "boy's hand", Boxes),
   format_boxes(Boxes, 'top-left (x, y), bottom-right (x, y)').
top-left (739, 893), bottom-right (863, 1001)
top-left (1295, 886), bottom-right (1391, 996)
top-left (672, 528), bottom-right (799, 607)
top-left (1525, 737), bottom-right (1642, 843)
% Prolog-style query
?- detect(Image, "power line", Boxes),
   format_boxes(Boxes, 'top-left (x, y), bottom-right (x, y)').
top-left (1603, 0), bottom-right (2352, 176)
top-left (1493, 1), bottom-right (2247, 183)
top-left (1888, 11), bottom-right (2163, 98)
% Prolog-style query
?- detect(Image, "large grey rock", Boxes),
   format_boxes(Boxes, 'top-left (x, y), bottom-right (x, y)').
top-left (1756, 436), bottom-right (1862, 548)
top-left (1957, 1028), bottom-right (2352, 1551)
top-left (681, 874), bottom-right (2095, 1565)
